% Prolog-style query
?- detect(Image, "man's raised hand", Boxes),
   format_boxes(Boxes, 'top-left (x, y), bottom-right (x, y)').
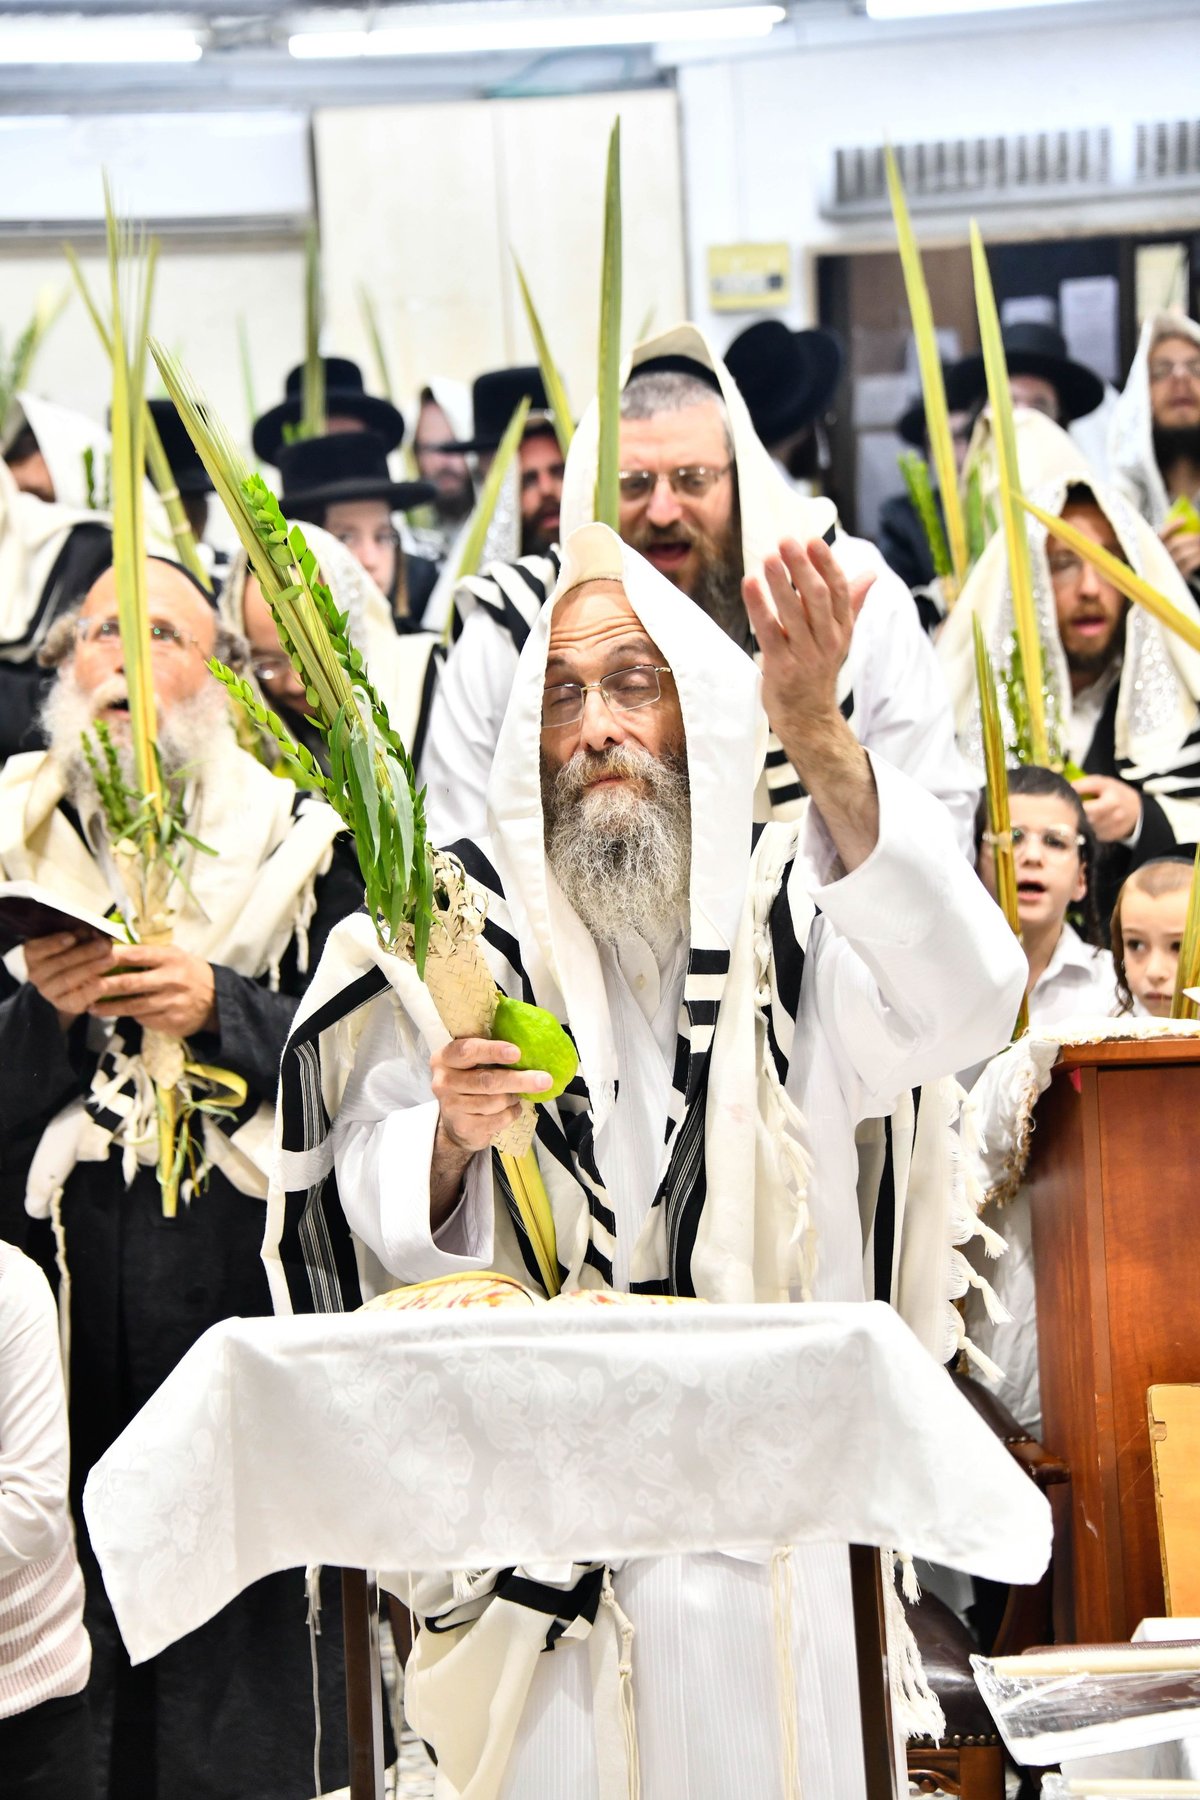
top-left (742, 536), bottom-right (874, 743)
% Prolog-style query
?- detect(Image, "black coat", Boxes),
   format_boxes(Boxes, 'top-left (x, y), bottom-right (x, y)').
top-left (0, 830), bottom-right (374, 1799)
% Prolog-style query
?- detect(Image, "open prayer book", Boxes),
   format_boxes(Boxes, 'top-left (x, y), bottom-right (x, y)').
top-left (0, 878), bottom-right (122, 957)
top-left (362, 1272), bottom-right (701, 1314)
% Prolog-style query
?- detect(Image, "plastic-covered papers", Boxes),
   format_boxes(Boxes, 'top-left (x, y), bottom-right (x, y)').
top-left (973, 1653), bottom-right (1200, 1767)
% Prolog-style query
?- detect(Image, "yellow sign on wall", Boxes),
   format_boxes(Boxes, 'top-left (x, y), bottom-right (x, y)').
top-left (707, 242), bottom-right (792, 313)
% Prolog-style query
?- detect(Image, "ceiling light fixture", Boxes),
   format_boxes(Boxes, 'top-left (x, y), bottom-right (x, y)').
top-left (289, 5), bottom-right (786, 59)
top-left (0, 24), bottom-right (202, 63)
top-left (866, 0), bottom-right (1089, 18)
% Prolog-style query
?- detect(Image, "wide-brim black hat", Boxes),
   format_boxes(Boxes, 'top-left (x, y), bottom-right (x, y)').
top-left (724, 320), bottom-right (844, 447)
top-left (446, 366), bottom-right (557, 454)
top-left (253, 357), bottom-right (406, 467)
top-left (949, 322), bottom-right (1105, 427)
top-left (146, 397), bottom-right (214, 496)
top-left (278, 430), bottom-right (434, 516)
top-left (895, 360), bottom-right (986, 448)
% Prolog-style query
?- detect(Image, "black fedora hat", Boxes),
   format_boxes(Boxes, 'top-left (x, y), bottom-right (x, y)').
top-left (447, 366), bottom-right (557, 454)
top-left (951, 322), bottom-right (1105, 425)
top-left (724, 320), bottom-right (844, 447)
top-left (895, 360), bottom-right (986, 449)
top-left (147, 397), bottom-right (213, 496)
top-left (253, 358), bottom-right (406, 467)
top-left (278, 430), bottom-right (434, 516)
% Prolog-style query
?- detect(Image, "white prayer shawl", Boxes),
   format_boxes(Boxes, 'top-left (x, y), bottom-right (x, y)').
top-left (0, 737), bottom-right (344, 1207)
top-left (0, 397), bottom-right (173, 662)
top-left (1109, 310), bottom-right (1200, 529)
top-left (421, 322), bottom-right (976, 850)
top-left (939, 456), bottom-right (1200, 846)
top-left (218, 521), bottom-right (443, 759)
top-left (266, 523), bottom-right (1026, 1799)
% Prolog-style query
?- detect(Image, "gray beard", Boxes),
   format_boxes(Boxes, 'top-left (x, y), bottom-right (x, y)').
top-left (690, 539), bottom-right (752, 653)
top-left (42, 669), bottom-right (234, 808)
top-left (542, 743), bottom-right (691, 956)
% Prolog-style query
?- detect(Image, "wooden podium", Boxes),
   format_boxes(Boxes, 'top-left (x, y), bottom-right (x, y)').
top-left (1027, 1037), bottom-right (1200, 1643)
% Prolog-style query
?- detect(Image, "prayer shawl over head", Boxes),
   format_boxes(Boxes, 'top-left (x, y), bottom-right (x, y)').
top-left (0, 394), bottom-right (173, 664)
top-left (0, 735), bottom-right (344, 1209)
top-left (938, 430), bottom-right (1200, 846)
top-left (1109, 310), bottom-right (1200, 529)
top-left (265, 520), bottom-right (827, 1314)
top-left (219, 518), bottom-right (444, 767)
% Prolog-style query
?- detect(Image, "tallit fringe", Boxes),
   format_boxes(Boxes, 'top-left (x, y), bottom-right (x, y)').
top-left (883, 1551), bottom-right (945, 1745)
top-left (305, 1565), bottom-right (324, 1800)
top-left (49, 1186), bottom-right (71, 1402)
top-left (770, 1548), bottom-right (804, 1800)
top-left (941, 1081), bottom-right (1011, 1368)
top-left (600, 1572), bottom-right (641, 1800)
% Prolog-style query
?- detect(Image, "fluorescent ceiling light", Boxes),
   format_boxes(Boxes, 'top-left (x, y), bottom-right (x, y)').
top-left (867, 0), bottom-right (1088, 16)
top-left (0, 24), bottom-right (202, 62)
top-left (289, 6), bottom-right (785, 59)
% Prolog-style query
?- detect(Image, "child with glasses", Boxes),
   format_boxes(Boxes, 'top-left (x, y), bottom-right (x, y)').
top-left (974, 764), bottom-right (1117, 1029)
top-left (1110, 856), bottom-right (1194, 1017)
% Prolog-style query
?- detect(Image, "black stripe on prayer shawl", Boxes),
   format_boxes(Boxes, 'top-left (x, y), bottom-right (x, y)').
top-left (461, 549), bottom-right (560, 654)
top-left (870, 1087), bottom-right (920, 1305)
top-left (422, 1564), bottom-right (605, 1653)
top-left (408, 640), bottom-right (446, 774)
top-left (493, 1151), bottom-right (569, 1293)
top-left (275, 965), bottom-right (391, 1314)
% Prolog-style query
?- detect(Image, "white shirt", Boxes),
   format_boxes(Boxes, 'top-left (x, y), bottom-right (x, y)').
top-left (1028, 924), bottom-right (1119, 1030)
top-left (0, 1243), bottom-right (90, 1718)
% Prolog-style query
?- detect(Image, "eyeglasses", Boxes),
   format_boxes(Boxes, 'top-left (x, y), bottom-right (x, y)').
top-left (982, 826), bottom-right (1085, 859)
top-left (251, 654), bottom-right (295, 686)
top-left (617, 465), bottom-right (732, 505)
top-left (76, 617), bottom-right (202, 654)
top-left (1149, 356), bottom-right (1200, 383)
top-left (333, 528), bottom-right (401, 553)
top-left (1047, 550), bottom-right (1119, 584)
top-left (542, 663), bottom-right (672, 730)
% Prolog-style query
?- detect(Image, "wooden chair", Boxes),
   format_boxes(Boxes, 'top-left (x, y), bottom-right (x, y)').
top-left (905, 1374), bottom-right (1069, 1800)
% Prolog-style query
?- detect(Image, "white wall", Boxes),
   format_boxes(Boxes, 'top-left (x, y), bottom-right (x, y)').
top-left (678, 12), bottom-right (1200, 353)
top-left (0, 239), bottom-right (307, 459)
top-left (314, 88), bottom-right (687, 418)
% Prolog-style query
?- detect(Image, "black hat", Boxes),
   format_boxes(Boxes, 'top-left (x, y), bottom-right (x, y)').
top-left (278, 430), bottom-right (434, 517)
top-left (447, 366), bottom-right (557, 454)
top-left (147, 397), bottom-right (213, 497)
top-left (252, 358), bottom-right (406, 467)
top-left (724, 320), bottom-right (844, 448)
top-left (950, 322), bottom-right (1105, 426)
top-left (895, 361), bottom-right (986, 449)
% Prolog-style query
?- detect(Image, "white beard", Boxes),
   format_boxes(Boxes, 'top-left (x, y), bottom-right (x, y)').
top-left (542, 742), bottom-right (691, 956)
top-left (42, 667), bottom-right (235, 808)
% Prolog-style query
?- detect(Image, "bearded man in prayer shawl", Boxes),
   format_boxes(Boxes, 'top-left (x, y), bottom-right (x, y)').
top-left (0, 557), bottom-right (364, 1797)
top-left (939, 418), bottom-right (1200, 918)
top-left (266, 519), bottom-right (1025, 1800)
top-left (0, 396), bottom-right (174, 763)
top-left (420, 324), bottom-right (978, 854)
top-left (1109, 310), bottom-right (1200, 596)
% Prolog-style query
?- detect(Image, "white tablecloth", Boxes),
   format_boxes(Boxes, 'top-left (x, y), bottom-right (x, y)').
top-left (83, 1299), bottom-right (1052, 1665)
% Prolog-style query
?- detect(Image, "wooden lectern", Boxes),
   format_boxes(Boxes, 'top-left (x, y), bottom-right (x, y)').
top-left (1026, 1038), bottom-right (1200, 1643)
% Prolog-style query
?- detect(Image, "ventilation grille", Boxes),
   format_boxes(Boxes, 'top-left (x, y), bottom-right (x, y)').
top-left (827, 127), bottom-right (1113, 218)
top-left (1136, 119), bottom-right (1200, 184)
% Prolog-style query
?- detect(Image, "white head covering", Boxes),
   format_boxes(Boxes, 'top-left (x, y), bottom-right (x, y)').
top-left (3, 391), bottom-right (110, 513)
top-left (559, 322), bottom-right (836, 585)
top-left (939, 437), bottom-right (1200, 777)
top-left (484, 519), bottom-right (763, 1131)
top-left (417, 377), bottom-right (472, 449)
top-left (1108, 310), bottom-right (1200, 529)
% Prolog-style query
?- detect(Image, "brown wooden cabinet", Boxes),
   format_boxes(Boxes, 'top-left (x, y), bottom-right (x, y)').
top-left (1027, 1038), bottom-right (1200, 1643)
